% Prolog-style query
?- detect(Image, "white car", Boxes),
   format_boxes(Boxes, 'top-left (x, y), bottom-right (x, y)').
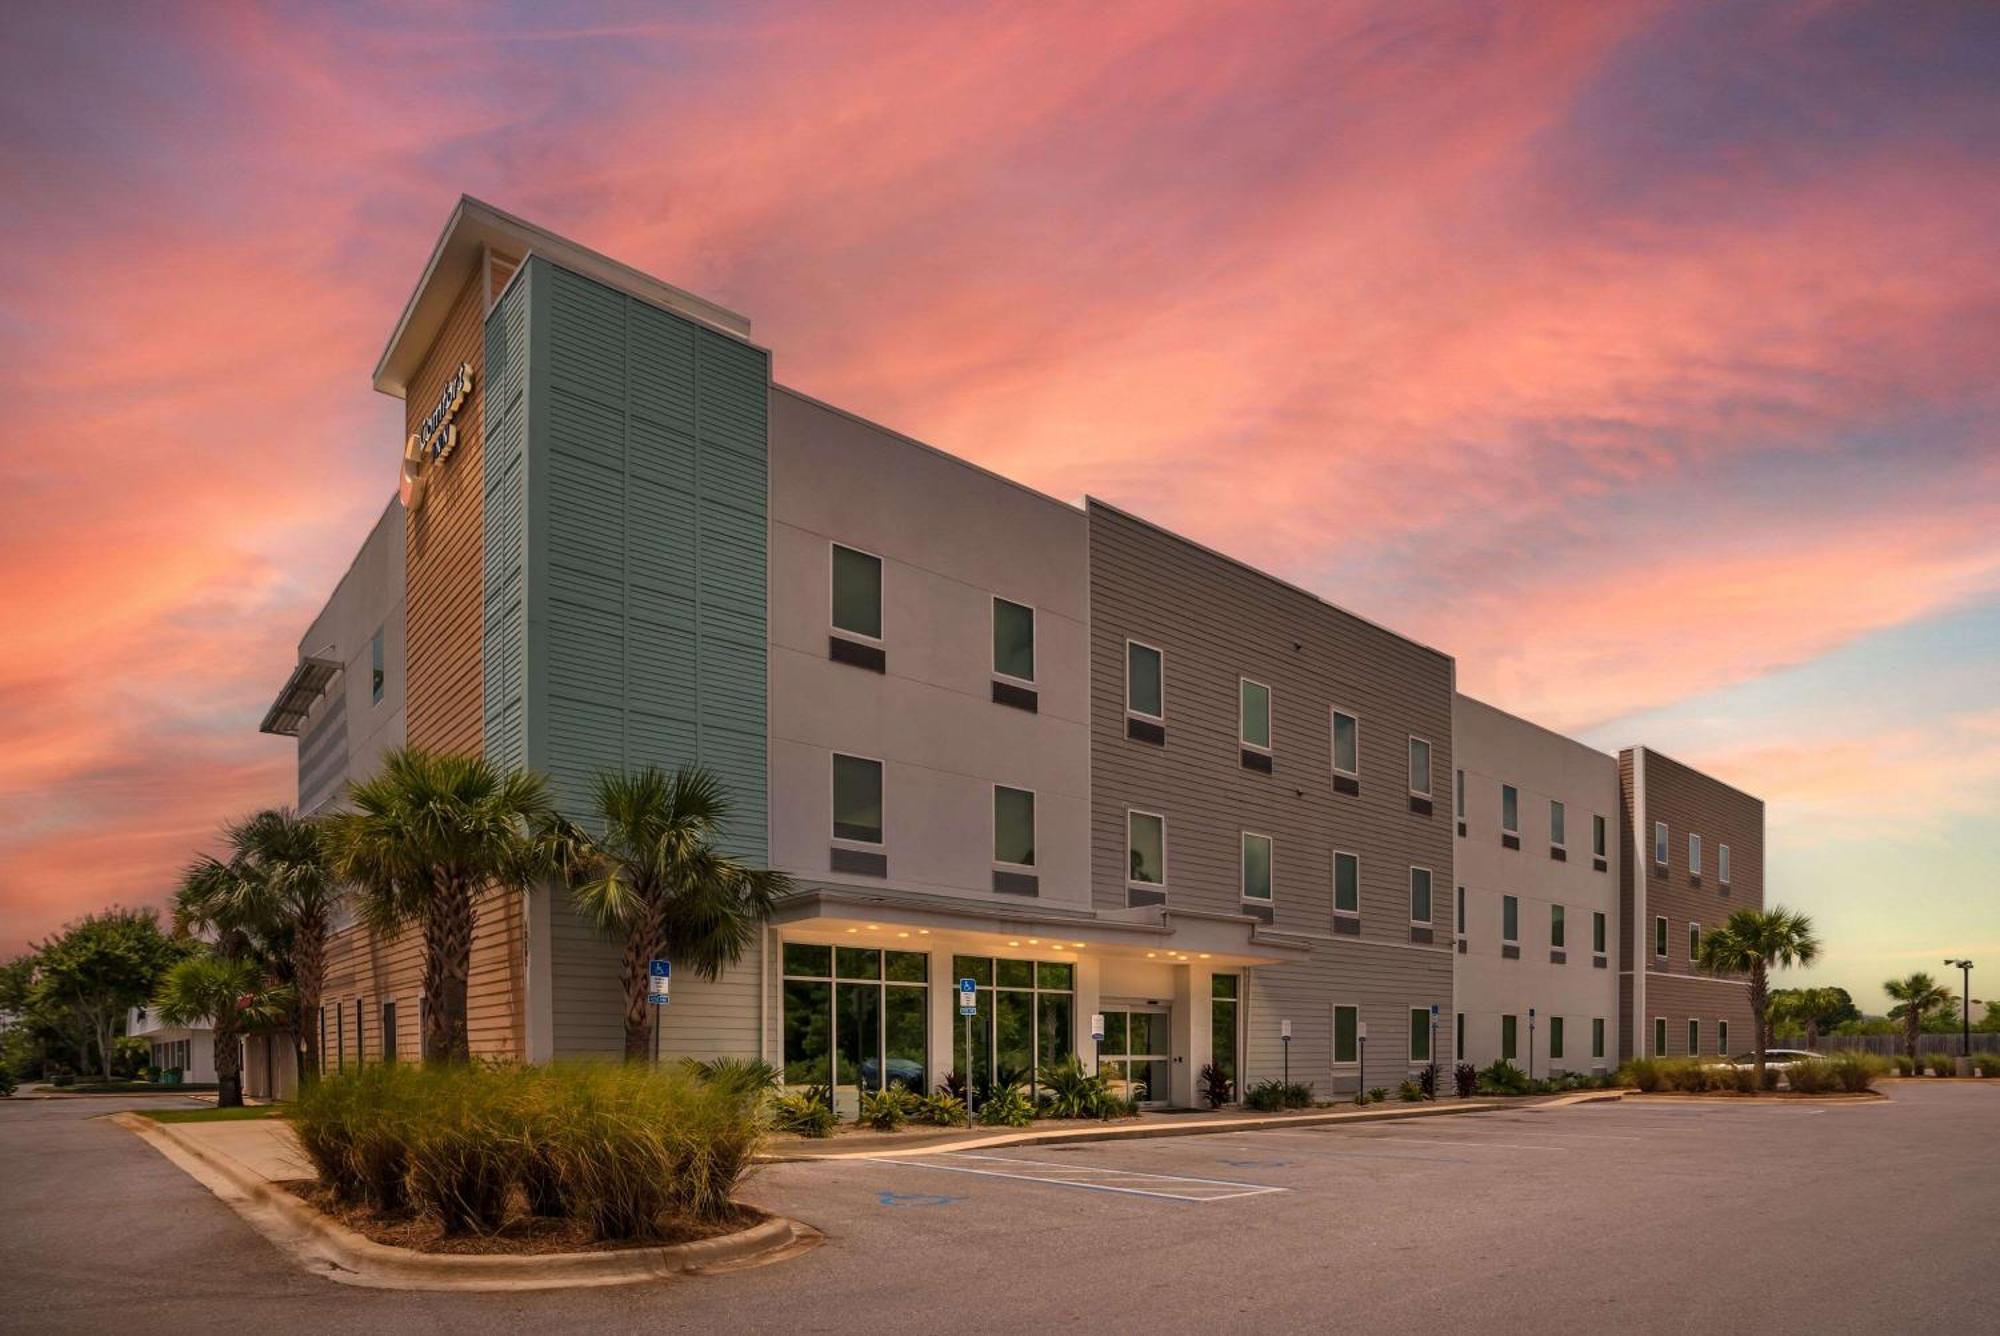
top-left (1724, 1049), bottom-right (1818, 1070)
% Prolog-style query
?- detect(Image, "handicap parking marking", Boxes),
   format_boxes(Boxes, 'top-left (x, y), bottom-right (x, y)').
top-left (877, 1190), bottom-right (966, 1207)
top-left (873, 1151), bottom-right (1289, 1202)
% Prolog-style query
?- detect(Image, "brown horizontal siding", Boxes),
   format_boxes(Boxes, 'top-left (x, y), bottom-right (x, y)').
top-left (1642, 973), bottom-right (1755, 1058)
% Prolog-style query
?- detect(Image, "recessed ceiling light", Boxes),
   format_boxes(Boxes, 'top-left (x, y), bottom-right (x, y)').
top-left (1008, 940), bottom-right (1020, 947)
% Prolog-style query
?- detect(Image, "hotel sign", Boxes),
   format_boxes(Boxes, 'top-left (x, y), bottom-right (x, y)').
top-left (399, 361), bottom-right (475, 513)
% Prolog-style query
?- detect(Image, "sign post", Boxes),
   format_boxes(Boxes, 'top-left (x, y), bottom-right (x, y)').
top-left (1280, 1019), bottom-right (1292, 1089)
top-left (1528, 1007), bottom-right (1537, 1080)
top-left (1358, 1021), bottom-right (1369, 1099)
top-left (959, 978), bottom-right (978, 1114)
top-left (1090, 1013), bottom-right (1106, 1078)
top-left (648, 959), bottom-right (671, 1067)
top-left (1430, 1003), bottom-right (1441, 1092)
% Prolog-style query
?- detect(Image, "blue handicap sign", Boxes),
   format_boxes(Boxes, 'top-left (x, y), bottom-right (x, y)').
top-left (958, 977), bottom-right (978, 1016)
top-left (650, 959), bottom-right (671, 978)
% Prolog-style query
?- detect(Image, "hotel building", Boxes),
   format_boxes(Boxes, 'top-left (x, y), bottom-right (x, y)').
top-left (265, 198), bottom-right (1764, 1102)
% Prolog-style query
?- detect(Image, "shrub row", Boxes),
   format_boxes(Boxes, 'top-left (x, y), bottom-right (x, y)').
top-left (292, 1062), bottom-right (763, 1240)
top-left (1618, 1052), bottom-right (1885, 1094)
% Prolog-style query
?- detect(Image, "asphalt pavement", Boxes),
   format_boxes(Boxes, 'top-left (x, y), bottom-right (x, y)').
top-left (2, 1083), bottom-right (1993, 1335)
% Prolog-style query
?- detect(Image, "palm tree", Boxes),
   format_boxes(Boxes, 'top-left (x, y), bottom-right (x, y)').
top-left (153, 952), bottom-right (292, 1107)
top-left (1695, 906), bottom-right (1821, 1090)
top-left (176, 809), bottom-right (342, 1087)
top-left (320, 748), bottom-right (564, 1065)
top-left (568, 767), bottom-right (791, 1062)
top-left (1884, 972), bottom-right (1954, 1069)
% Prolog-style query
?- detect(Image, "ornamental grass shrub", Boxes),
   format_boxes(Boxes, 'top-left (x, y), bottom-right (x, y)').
top-left (290, 1061), bottom-right (763, 1240)
top-left (1973, 1053), bottom-right (2000, 1078)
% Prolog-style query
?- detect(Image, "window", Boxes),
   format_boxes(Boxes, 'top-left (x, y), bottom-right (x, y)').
top-left (318, 1007), bottom-right (328, 1075)
top-left (1409, 1008), bottom-right (1431, 1062)
top-left (1593, 813), bottom-right (1607, 859)
top-left (784, 942), bottom-right (931, 1097)
top-left (1688, 1019), bottom-right (1701, 1055)
top-left (1409, 867), bottom-right (1432, 924)
top-left (1332, 1005), bottom-right (1358, 1064)
top-left (1719, 844), bottom-right (1731, 884)
top-left (1718, 1019), bottom-right (1729, 1053)
top-left (1240, 679), bottom-right (1271, 751)
top-left (1241, 833), bottom-right (1273, 902)
top-left (992, 598), bottom-right (1035, 682)
top-left (1652, 915), bottom-right (1669, 958)
top-left (1331, 709), bottom-right (1359, 776)
top-left (950, 954), bottom-right (1072, 1097)
top-left (1501, 784), bottom-right (1520, 834)
top-left (1501, 1014), bottom-right (1518, 1062)
top-left (380, 1001), bottom-right (397, 1063)
top-left (1211, 975), bottom-right (1240, 1095)
top-left (1455, 768), bottom-right (1466, 820)
top-left (1455, 885), bottom-right (1466, 937)
top-left (1550, 903), bottom-right (1566, 948)
top-left (370, 625), bottom-right (385, 704)
top-left (993, 786), bottom-right (1035, 867)
top-left (1549, 800), bottom-right (1566, 848)
top-left (1128, 811), bottom-right (1166, 885)
top-left (336, 1003), bottom-right (346, 1073)
top-left (354, 999), bottom-right (364, 1064)
top-left (831, 544), bottom-right (882, 639)
top-left (1126, 641), bottom-right (1163, 719)
top-left (832, 754), bottom-right (883, 844)
top-left (1592, 1017), bottom-right (1605, 1060)
top-left (1654, 820), bottom-right (1668, 865)
top-left (1550, 1016), bottom-right (1565, 1061)
top-left (1456, 1013), bottom-right (1466, 1062)
top-left (1502, 894), bottom-right (1519, 944)
top-left (1408, 737), bottom-right (1432, 796)
top-left (1333, 851), bottom-right (1360, 917)
top-left (1592, 910), bottom-right (1606, 956)
top-left (1654, 1017), bottom-right (1667, 1056)
top-left (1688, 922), bottom-right (1701, 961)
top-left (1689, 833), bottom-right (1702, 877)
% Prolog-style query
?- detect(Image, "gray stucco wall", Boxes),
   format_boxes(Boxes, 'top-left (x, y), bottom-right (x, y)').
top-left (1086, 500), bottom-right (1456, 1092)
top-left (296, 497), bottom-right (407, 816)
top-left (494, 258), bottom-right (773, 1060)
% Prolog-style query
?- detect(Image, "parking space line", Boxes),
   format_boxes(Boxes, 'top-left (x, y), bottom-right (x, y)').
top-left (874, 1153), bottom-right (1288, 1202)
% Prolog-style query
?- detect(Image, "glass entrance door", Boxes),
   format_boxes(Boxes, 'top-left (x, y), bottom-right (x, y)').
top-left (1100, 1007), bottom-right (1171, 1108)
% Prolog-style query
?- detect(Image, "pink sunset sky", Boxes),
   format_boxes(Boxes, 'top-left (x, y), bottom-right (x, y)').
top-left (2, 2), bottom-right (1995, 1010)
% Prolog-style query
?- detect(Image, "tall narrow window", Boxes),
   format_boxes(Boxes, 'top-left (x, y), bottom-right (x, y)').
top-left (1408, 737), bottom-right (1432, 796)
top-left (380, 1001), bottom-right (397, 1064)
top-left (1240, 679), bottom-right (1271, 751)
top-left (1409, 1009), bottom-right (1431, 1063)
top-left (1126, 642), bottom-right (1163, 719)
top-left (1501, 1014), bottom-right (1518, 1062)
top-left (1592, 1017), bottom-right (1605, 1060)
top-left (1128, 811), bottom-right (1165, 885)
top-left (1502, 895), bottom-right (1519, 944)
top-left (1550, 1016), bottom-right (1565, 1061)
top-left (1592, 910), bottom-right (1606, 955)
top-left (1241, 833), bottom-right (1273, 902)
top-left (1333, 1005), bottom-right (1358, 1064)
top-left (1456, 886), bottom-right (1466, 937)
top-left (1719, 844), bottom-right (1732, 885)
top-left (1688, 1018), bottom-right (1701, 1055)
top-left (1455, 768), bottom-right (1466, 820)
top-left (1654, 820), bottom-right (1669, 865)
top-left (1718, 1019), bottom-right (1729, 1054)
top-left (1689, 833), bottom-right (1702, 876)
top-left (831, 544), bottom-right (882, 639)
top-left (1333, 851), bottom-right (1360, 917)
top-left (1331, 710), bottom-right (1359, 777)
top-left (832, 754), bottom-right (884, 844)
top-left (1593, 813), bottom-right (1607, 859)
top-left (1688, 921), bottom-right (1701, 961)
top-left (1501, 784), bottom-right (1520, 834)
top-left (1549, 800), bottom-right (1566, 848)
top-left (993, 598), bottom-right (1035, 681)
top-left (1409, 867), bottom-right (1432, 924)
top-left (993, 786), bottom-right (1035, 867)
top-left (1550, 903), bottom-right (1566, 948)
top-left (1654, 915), bottom-right (1668, 958)
top-left (1654, 1017), bottom-right (1667, 1056)
top-left (1456, 1013), bottom-right (1466, 1062)
top-left (370, 625), bottom-right (385, 704)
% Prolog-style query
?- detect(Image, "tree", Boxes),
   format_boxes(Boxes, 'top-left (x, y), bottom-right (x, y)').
top-left (567, 767), bottom-right (791, 1062)
top-left (1769, 985), bottom-right (1858, 1047)
top-left (176, 809), bottom-right (342, 1087)
top-left (1883, 973), bottom-right (1954, 1065)
top-left (321, 748), bottom-right (563, 1065)
top-left (27, 909), bottom-right (189, 1080)
top-left (1696, 907), bottom-right (1821, 1090)
top-left (152, 952), bottom-right (291, 1107)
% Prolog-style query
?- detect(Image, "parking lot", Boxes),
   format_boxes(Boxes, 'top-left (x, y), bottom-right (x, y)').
top-left (3, 1083), bottom-right (1995, 1334)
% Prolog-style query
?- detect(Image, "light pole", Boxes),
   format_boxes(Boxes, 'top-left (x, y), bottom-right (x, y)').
top-left (1945, 959), bottom-right (1974, 1067)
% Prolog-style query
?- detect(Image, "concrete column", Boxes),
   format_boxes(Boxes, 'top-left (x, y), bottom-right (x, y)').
top-left (1076, 954), bottom-right (1103, 1073)
top-left (928, 946), bottom-right (957, 1090)
top-left (1171, 963), bottom-right (1214, 1107)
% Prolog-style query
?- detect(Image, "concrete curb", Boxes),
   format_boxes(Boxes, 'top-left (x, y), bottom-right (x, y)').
top-left (1520, 1089), bottom-right (1629, 1110)
top-left (1620, 1092), bottom-right (1890, 1107)
top-left (111, 1113), bottom-right (815, 1291)
top-left (780, 1098), bottom-right (1512, 1161)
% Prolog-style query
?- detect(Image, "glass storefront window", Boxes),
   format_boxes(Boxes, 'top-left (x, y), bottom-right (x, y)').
top-left (951, 953), bottom-right (1075, 1097)
top-left (783, 943), bottom-right (928, 1097)
top-left (1211, 974), bottom-right (1239, 1100)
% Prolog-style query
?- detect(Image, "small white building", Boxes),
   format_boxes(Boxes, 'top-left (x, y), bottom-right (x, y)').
top-left (126, 1005), bottom-right (217, 1084)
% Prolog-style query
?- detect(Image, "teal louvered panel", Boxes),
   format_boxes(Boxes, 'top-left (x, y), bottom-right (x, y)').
top-left (481, 270), bottom-right (531, 769)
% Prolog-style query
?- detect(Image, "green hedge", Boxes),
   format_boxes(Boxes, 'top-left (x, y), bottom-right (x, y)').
top-left (292, 1063), bottom-right (762, 1240)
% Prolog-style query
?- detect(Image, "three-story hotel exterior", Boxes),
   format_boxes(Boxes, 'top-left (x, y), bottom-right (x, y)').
top-left (268, 198), bottom-right (1764, 1104)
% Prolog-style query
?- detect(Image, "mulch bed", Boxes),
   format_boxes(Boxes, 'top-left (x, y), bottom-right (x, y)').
top-left (280, 1181), bottom-right (760, 1255)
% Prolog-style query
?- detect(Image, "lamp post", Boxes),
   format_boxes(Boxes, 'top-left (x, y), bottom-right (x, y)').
top-left (1945, 959), bottom-right (1974, 1069)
